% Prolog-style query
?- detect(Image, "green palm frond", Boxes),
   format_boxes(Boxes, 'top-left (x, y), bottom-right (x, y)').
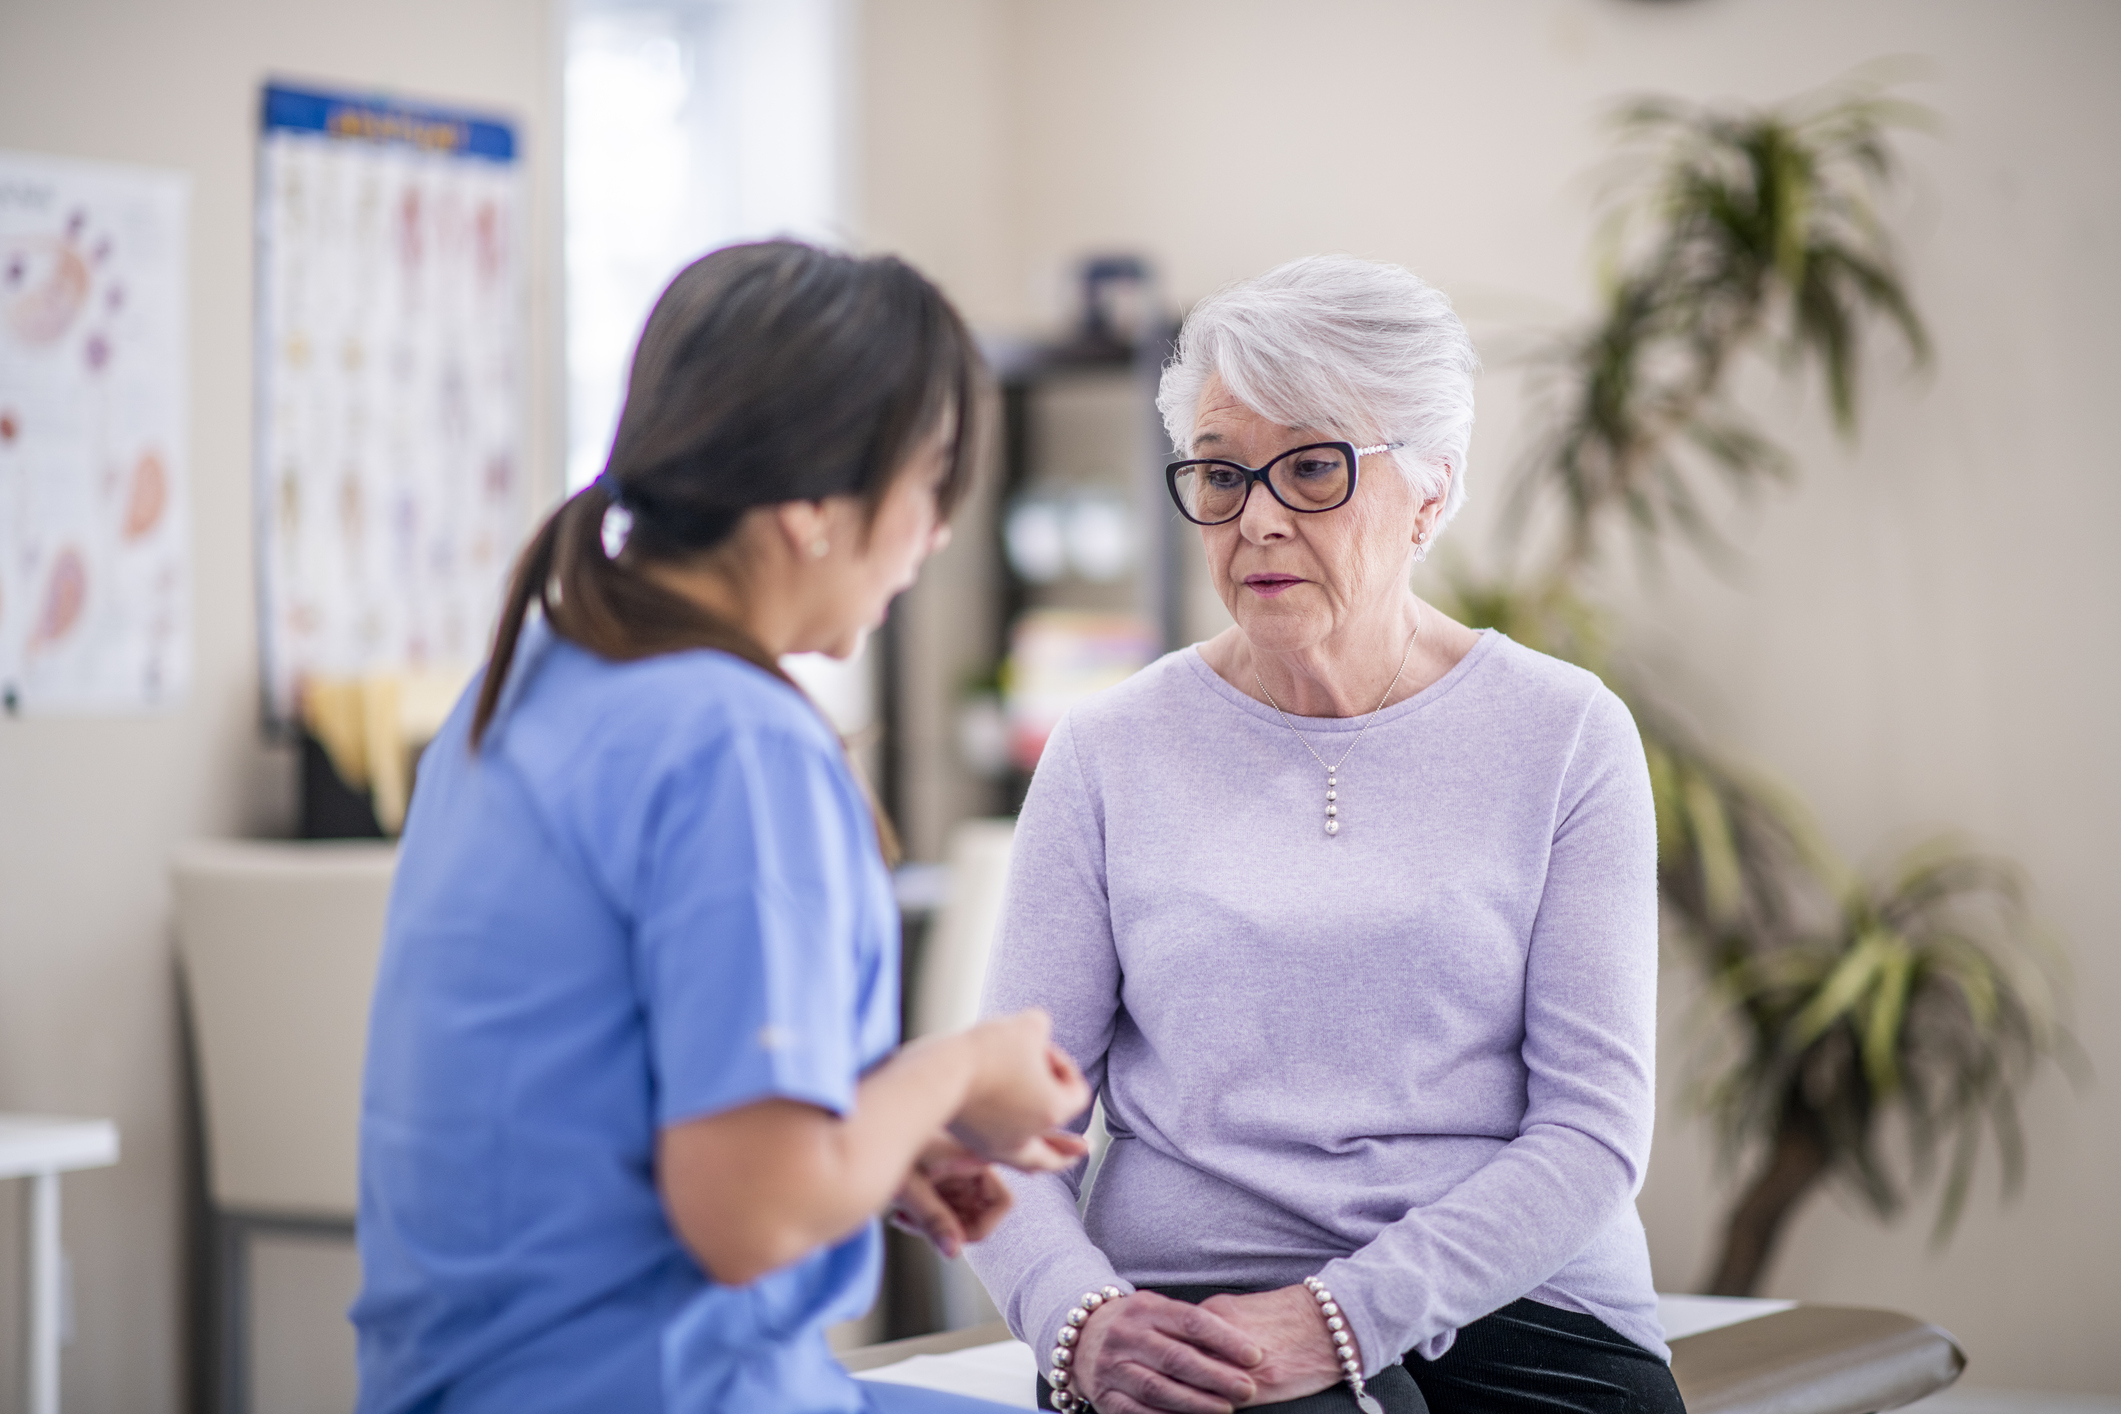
top-left (1516, 79), bottom-right (1931, 574)
top-left (1701, 841), bottom-right (2069, 1244)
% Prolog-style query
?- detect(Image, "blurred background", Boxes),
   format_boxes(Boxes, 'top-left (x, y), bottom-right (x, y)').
top-left (0, 1), bottom-right (2115, 1411)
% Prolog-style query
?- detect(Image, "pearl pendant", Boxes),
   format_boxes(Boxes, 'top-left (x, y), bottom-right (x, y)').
top-left (1325, 773), bottom-right (1339, 835)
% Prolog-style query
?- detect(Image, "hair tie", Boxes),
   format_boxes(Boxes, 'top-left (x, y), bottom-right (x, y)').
top-left (595, 469), bottom-right (626, 506)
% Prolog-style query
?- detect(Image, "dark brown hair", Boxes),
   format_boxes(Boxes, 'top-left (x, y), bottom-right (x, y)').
top-left (470, 241), bottom-right (982, 855)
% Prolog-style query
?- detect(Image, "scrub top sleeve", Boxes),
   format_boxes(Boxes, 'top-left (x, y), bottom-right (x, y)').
top-left (633, 726), bottom-right (870, 1128)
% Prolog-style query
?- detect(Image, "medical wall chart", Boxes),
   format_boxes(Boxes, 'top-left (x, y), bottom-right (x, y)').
top-left (0, 149), bottom-right (190, 714)
top-left (255, 84), bottom-right (527, 726)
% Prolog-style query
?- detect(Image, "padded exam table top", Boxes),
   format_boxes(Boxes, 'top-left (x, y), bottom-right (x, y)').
top-left (842, 1295), bottom-right (1966, 1414)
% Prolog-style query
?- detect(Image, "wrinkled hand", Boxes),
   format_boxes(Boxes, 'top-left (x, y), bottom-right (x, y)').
top-left (1072, 1290), bottom-right (1264, 1414)
top-left (1196, 1286), bottom-right (1348, 1407)
top-left (949, 1010), bottom-right (1093, 1171)
top-left (887, 1137), bottom-right (1012, 1260)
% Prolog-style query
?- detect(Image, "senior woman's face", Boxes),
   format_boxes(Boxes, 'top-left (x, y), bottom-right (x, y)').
top-left (1190, 375), bottom-right (1425, 654)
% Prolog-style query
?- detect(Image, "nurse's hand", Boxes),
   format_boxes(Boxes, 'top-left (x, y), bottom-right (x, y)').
top-left (887, 1137), bottom-right (1011, 1259)
top-left (950, 1010), bottom-right (1093, 1170)
top-left (664, 1014), bottom-right (1082, 1287)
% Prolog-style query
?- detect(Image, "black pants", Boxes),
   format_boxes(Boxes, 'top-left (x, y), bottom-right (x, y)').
top-left (1405, 1298), bottom-right (1684, 1414)
top-left (1036, 1288), bottom-right (1684, 1414)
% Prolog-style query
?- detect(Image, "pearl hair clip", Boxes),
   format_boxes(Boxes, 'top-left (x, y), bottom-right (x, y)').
top-left (1047, 1286), bottom-right (1123, 1412)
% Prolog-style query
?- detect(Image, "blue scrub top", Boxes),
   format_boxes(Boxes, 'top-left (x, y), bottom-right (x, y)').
top-left (352, 623), bottom-right (901, 1414)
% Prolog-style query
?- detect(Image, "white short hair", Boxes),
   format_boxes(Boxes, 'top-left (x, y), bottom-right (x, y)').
top-left (1156, 255), bottom-right (1480, 527)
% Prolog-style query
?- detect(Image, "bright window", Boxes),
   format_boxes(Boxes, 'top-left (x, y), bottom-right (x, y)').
top-left (563, 0), bottom-right (866, 732)
top-left (564, 0), bottom-right (846, 494)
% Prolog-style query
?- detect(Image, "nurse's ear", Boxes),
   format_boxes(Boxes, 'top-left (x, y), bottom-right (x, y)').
top-left (771, 499), bottom-right (836, 563)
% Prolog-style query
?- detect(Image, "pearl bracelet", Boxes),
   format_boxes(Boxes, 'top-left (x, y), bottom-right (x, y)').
top-left (1303, 1276), bottom-right (1384, 1414)
top-left (1047, 1285), bottom-right (1123, 1412)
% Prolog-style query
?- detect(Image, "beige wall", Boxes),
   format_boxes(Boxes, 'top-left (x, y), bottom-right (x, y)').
top-left (1, 0), bottom-right (2112, 1405)
top-left (0, 1), bottom-right (561, 1408)
top-left (857, 0), bottom-right (2121, 1394)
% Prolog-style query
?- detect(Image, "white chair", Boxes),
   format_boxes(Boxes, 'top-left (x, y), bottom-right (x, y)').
top-left (171, 839), bottom-right (397, 1414)
top-left (910, 818), bottom-right (1020, 1041)
top-left (905, 819), bottom-right (1039, 1332)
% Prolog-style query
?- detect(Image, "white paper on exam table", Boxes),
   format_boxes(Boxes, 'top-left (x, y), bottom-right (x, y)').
top-left (849, 1294), bottom-right (1799, 1408)
top-left (854, 1337), bottom-right (1040, 1406)
top-left (1655, 1293), bottom-right (1795, 1340)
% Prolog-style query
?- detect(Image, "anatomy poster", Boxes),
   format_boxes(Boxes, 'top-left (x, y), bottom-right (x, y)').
top-left (0, 150), bottom-right (189, 714)
top-left (255, 84), bottom-right (526, 726)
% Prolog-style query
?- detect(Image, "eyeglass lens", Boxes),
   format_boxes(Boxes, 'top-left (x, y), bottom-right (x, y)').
top-left (1172, 444), bottom-right (1352, 524)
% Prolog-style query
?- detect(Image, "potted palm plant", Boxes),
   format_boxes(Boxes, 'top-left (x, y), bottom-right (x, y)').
top-left (1448, 77), bottom-right (2077, 1296)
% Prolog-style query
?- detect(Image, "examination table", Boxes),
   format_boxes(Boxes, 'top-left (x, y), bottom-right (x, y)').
top-left (841, 1294), bottom-right (1966, 1414)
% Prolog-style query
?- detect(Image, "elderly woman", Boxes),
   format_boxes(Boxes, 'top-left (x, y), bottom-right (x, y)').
top-left (964, 257), bottom-right (1678, 1414)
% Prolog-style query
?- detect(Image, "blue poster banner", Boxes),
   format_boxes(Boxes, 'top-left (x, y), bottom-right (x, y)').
top-left (260, 83), bottom-right (516, 163)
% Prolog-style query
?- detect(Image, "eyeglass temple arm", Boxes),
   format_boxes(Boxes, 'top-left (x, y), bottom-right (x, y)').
top-left (1355, 442), bottom-right (1406, 457)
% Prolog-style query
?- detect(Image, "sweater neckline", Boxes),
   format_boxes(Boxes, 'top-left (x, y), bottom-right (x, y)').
top-left (1178, 627), bottom-right (1501, 733)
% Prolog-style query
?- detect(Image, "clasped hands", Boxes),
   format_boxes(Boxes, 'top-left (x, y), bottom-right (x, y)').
top-left (881, 1016), bottom-right (1348, 1411)
top-left (1068, 1286), bottom-right (1352, 1414)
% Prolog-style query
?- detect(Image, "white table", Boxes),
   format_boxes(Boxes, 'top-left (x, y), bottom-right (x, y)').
top-left (0, 1115), bottom-right (120, 1414)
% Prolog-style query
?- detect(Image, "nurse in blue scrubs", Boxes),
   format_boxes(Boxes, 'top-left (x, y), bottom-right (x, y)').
top-left (352, 241), bottom-right (1092, 1413)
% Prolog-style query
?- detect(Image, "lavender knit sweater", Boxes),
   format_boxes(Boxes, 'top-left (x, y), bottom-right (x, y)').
top-left (965, 631), bottom-right (1667, 1377)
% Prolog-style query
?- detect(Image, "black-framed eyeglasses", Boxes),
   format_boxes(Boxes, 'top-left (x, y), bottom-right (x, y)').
top-left (1165, 441), bottom-right (1404, 526)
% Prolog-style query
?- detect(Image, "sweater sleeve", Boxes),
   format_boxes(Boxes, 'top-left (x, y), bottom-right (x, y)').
top-left (1321, 687), bottom-right (1661, 1373)
top-left (961, 716), bottom-right (1137, 1361)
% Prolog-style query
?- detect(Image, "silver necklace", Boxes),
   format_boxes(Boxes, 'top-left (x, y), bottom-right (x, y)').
top-left (1253, 609), bottom-right (1420, 837)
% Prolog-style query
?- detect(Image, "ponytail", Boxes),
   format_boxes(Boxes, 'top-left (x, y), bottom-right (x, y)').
top-left (469, 492), bottom-right (563, 750)
top-left (466, 241), bottom-right (974, 867)
top-left (471, 480), bottom-right (784, 748)
top-left (470, 481), bottom-right (902, 863)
